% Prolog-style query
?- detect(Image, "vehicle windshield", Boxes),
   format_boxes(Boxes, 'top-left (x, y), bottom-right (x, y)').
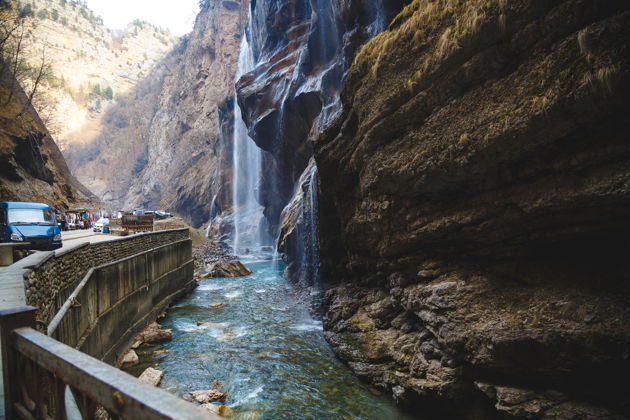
top-left (96, 218), bottom-right (109, 224)
top-left (8, 208), bottom-right (56, 225)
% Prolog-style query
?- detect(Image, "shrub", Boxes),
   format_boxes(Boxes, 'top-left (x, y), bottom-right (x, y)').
top-left (103, 86), bottom-right (113, 100)
top-left (19, 3), bottom-right (33, 17)
top-left (131, 148), bottom-right (148, 175)
top-left (37, 8), bottom-right (48, 19)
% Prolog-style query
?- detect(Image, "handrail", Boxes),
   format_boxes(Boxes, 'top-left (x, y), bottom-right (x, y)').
top-left (12, 326), bottom-right (218, 419)
top-left (46, 267), bottom-right (94, 336)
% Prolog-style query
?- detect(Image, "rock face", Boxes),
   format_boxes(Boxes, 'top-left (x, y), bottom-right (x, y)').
top-left (315, 0), bottom-right (630, 418)
top-left (0, 62), bottom-right (93, 208)
top-left (237, 0), bottom-right (406, 283)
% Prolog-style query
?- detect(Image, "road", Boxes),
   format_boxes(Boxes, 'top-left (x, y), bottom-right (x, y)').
top-left (60, 229), bottom-right (121, 250)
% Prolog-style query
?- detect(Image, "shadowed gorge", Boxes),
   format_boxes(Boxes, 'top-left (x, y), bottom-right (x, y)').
top-left (3, 0), bottom-right (630, 418)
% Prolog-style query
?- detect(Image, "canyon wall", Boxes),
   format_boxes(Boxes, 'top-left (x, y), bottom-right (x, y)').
top-left (315, 0), bottom-right (630, 417)
top-left (237, 0), bottom-right (406, 283)
top-left (68, 0), bottom-right (248, 225)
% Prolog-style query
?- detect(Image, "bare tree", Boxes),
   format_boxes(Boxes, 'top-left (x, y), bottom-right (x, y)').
top-left (1, 3), bottom-right (55, 121)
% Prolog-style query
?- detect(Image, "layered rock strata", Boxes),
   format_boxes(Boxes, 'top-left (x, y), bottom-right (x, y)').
top-left (315, 0), bottom-right (630, 417)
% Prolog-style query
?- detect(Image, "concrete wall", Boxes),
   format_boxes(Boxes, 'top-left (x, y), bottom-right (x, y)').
top-left (24, 229), bottom-right (190, 324)
top-left (50, 238), bottom-right (194, 364)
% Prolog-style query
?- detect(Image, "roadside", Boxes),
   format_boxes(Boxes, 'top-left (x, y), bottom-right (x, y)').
top-left (59, 230), bottom-right (121, 250)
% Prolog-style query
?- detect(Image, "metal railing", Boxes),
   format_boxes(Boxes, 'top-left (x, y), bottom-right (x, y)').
top-left (1, 306), bottom-right (217, 420)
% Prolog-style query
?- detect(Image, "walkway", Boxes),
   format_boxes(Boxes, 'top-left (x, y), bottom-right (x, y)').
top-left (0, 252), bottom-right (42, 420)
top-left (0, 231), bottom-right (118, 419)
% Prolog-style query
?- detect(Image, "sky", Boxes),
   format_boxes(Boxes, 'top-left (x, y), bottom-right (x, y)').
top-left (84, 0), bottom-right (200, 36)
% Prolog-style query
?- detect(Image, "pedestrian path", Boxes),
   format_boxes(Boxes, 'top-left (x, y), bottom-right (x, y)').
top-left (0, 252), bottom-right (42, 420)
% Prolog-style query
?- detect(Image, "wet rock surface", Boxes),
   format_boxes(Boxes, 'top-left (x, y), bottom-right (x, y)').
top-left (315, 1), bottom-right (630, 418)
top-left (186, 381), bottom-right (228, 404)
top-left (204, 259), bottom-right (252, 278)
top-left (236, 0), bottom-right (406, 284)
top-left (135, 322), bottom-right (173, 345)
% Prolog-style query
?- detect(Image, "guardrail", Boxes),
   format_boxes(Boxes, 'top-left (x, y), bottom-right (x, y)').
top-left (0, 306), bottom-right (217, 420)
top-left (44, 238), bottom-right (194, 364)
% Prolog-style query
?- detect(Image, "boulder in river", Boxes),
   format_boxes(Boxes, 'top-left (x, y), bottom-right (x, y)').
top-left (136, 322), bottom-right (172, 344)
top-left (138, 367), bottom-right (163, 387)
top-left (203, 259), bottom-right (251, 278)
top-left (190, 389), bottom-right (228, 404)
top-left (208, 303), bottom-right (223, 309)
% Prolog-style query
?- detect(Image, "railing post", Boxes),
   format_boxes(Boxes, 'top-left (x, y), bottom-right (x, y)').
top-left (0, 306), bottom-right (37, 420)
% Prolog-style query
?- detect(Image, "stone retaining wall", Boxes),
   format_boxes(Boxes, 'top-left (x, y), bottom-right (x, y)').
top-left (24, 229), bottom-right (189, 325)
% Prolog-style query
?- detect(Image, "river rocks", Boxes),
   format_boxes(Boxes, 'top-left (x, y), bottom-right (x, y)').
top-left (201, 403), bottom-right (233, 418)
top-left (315, 0), bottom-right (630, 418)
top-left (189, 381), bottom-right (228, 404)
top-left (190, 390), bottom-right (228, 404)
top-left (208, 303), bottom-right (223, 309)
top-left (136, 322), bottom-right (173, 344)
top-left (120, 349), bottom-right (139, 366)
top-left (138, 367), bottom-right (163, 387)
top-left (204, 259), bottom-right (251, 278)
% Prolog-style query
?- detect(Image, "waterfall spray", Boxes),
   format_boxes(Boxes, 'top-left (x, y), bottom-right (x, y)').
top-left (231, 30), bottom-right (267, 254)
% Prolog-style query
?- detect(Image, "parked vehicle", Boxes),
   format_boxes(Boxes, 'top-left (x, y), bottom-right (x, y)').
top-left (154, 210), bottom-right (172, 220)
top-left (0, 202), bottom-right (62, 250)
top-left (93, 217), bottom-right (110, 232)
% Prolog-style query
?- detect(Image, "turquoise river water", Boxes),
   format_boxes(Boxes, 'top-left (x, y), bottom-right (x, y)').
top-left (130, 255), bottom-right (415, 419)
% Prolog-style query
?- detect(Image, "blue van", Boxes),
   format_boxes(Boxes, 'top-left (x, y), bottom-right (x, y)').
top-left (0, 202), bottom-right (62, 250)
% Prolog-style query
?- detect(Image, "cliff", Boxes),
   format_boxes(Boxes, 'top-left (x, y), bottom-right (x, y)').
top-left (67, 0), bottom-right (248, 224)
top-left (0, 63), bottom-right (91, 209)
top-left (315, 0), bottom-right (630, 417)
top-left (237, 0), bottom-right (406, 283)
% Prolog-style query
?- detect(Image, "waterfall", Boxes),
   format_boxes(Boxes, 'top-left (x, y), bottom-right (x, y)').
top-left (231, 32), bottom-right (266, 253)
top-left (304, 164), bottom-right (320, 288)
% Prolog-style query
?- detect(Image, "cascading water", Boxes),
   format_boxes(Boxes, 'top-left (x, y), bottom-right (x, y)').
top-left (231, 32), bottom-right (267, 253)
top-left (302, 163), bottom-right (320, 288)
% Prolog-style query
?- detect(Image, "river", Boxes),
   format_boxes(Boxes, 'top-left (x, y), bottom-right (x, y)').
top-left (129, 254), bottom-right (414, 419)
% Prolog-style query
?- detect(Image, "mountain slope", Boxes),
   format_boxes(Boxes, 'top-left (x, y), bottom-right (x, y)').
top-left (0, 62), bottom-right (91, 209)
top-left (18, 0), bottom-right (178, 150)
top-left (66, 0), bottom-right (248, 224)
